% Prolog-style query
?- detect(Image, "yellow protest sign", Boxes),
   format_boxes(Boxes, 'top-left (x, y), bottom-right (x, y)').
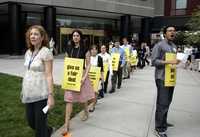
top-left (111, 53), bottom-right (120, 71)
top-left (165, 53), bottom-right (177, 87)
top-left (88, 66), bottom-right (101, 92)
top-left (124, 47), bottom-right (130, 61)
top-left (103, 63), bottom-right (109, 80)
top-left (62, 57), bottom-right (84, 92)
top-left (130, 54), bottom-right (137, 66)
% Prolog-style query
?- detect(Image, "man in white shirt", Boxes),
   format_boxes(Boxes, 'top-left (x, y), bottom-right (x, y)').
top-left (144, 42), bottom-right (150, 66)
top-left (98, 45), bottom-right (113, 93)
top-left (120, 37), bottom-right (132, 79)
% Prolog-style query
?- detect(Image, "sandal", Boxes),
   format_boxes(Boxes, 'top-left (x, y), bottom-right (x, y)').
top-left (81, 110), bottom-right (89, 121)
top-left (89, 106), bottom-right (95, 112)
top-left (61, 123), bottom-right (70, 136)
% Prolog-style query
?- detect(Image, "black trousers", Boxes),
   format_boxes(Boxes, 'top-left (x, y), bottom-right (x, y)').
top-left (138, 57), bottom-right (145, 68)
top-left (144, 56), bottom-right (150, 65)
top-left (98, 81), bottom-right (104, 98)
top-left (104, 71), bottom-right (110, 93)
top-left (25, 99), bottom-right (52, 137)
top-left (155, 79), bottom-right (174, 132)
top-left (111, 62), bottom-right (123, 90)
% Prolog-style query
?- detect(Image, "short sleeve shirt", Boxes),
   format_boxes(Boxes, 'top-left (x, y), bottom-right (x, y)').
top-left (21, 47), bottom-right (53, 103)
top-left (65, 45), bottom-right (87, 59)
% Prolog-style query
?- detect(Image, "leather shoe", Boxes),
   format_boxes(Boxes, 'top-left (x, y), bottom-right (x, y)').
top-left (109, 89), bottom-right (115, 93)
top-left (117, 86), bottom-right (121, 89)
top-left (167, 123), bottom-right (174, 127)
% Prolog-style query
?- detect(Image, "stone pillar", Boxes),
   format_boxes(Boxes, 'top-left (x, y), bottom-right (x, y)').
top-left (44, 6), bottom-right (56, 46)
top-left (139, 17), bottom-right (152, 45)
top-left (8, 2), bottom-right (21, 55)
top-left (120, 15), bottom-right (131, 39)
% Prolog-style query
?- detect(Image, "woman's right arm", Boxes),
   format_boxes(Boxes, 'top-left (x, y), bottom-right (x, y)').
top-left (81, 51), bottom-right (91, 83)
top-left (108, 54), bottom-right (113, 75)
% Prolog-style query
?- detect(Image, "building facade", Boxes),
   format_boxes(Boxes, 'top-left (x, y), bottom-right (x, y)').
top-left (151, 0), bottom-right (200, 44)
top-left (0, 0), bottom-right (199, 55)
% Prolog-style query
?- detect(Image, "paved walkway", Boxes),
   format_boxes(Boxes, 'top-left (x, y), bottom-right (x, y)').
top-left (0, 57), bottom-right (64, 84)
top-left (0, 57), bottom-right (200, 137)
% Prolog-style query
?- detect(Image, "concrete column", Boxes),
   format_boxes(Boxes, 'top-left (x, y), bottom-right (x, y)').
top-left (44, 6), bottom-right (56, 46)
top-left (139, 17), bottom-right (152, 45)
top-left (120, 15), bottom-right (131, 39)
top-left (8, 2), bottom-right (21, 55)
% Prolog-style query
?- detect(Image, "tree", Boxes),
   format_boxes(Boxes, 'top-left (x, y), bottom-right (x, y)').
top-left (185, 31), bottom-right (200, 46)
top-left (186, 6), bottom-right (200, 47)
top-left (174, 31), bottom-right (187, 46)
top-left (187, 6), bottom-right (200, 30)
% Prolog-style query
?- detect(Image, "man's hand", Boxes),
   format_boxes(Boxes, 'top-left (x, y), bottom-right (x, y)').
top-left (165, 59), bottom-right (180, 65)
top-left (49, 37), bottom-right (55, 48)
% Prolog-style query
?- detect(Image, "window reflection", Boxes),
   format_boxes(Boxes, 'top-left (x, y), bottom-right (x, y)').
top-left (176, 0), bottom-right (187, 9)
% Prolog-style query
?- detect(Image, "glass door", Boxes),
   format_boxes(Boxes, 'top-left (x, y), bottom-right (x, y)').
top-left (59, 27), bottom-right (105, 53)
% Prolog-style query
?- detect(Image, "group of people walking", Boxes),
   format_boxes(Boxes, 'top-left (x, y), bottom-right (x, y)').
top-left (20, 25), bottom-right (180, 137)
top-left (20, 25), bottom-right (139, 137)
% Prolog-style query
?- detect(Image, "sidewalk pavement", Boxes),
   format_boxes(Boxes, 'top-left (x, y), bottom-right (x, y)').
top-left (0, 57), bottom-right (64, 85)
top-left (0, 58), bottom-right (200, 137)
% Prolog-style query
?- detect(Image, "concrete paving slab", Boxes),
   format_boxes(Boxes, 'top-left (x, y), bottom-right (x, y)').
top-left (0, 58), bottom-right (200, 137)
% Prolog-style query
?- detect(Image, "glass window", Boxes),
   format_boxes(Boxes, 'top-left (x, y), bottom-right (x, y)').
top-left (56, 15), bottom-right (117, 31)
top-left (0, 4), bottom-right (8, 14)
top-left (176, 0), bottom-right (187, 9)
top-left (26, 13), bottom-right (43, 25)
top-left (56, 15), bottom-right (119, 53)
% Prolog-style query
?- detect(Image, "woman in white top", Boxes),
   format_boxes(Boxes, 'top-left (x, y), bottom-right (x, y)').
top-left (21, 25), bottom-right (54, 137)
top-left (89, 45), bottom-right (104, 112)
top-left (98, 45), bottom-right (113, 93)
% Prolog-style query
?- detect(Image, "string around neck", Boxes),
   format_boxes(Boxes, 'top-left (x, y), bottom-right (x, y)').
top-left (70, 46), bottom-right (80, 58)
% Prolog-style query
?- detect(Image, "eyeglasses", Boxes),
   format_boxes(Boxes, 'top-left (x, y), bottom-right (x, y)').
top-left (167, 29), bottom-right (176, 32)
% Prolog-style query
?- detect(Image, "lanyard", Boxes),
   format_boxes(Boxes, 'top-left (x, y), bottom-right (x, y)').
top-left (70, 47), bottom-right (80, 58)
top-left (28, 51), bottom-right (39, 70)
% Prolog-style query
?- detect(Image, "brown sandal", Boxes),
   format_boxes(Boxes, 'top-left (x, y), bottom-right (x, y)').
top-left (81, 110), bottom-right (89, 121)
top-left (89, 106), bottom-right (95, 112)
